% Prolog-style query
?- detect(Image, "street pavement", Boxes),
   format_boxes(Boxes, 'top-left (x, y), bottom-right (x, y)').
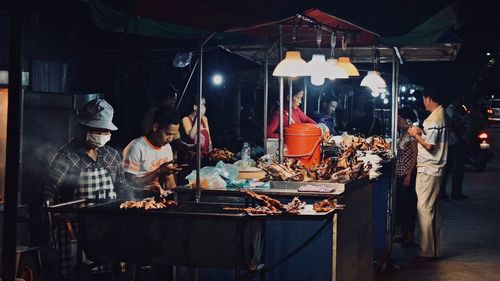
top-left (376, 122), bottom-right (500, 281)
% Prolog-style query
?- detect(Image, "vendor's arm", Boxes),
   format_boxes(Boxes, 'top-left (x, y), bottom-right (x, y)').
top-left (267, 111), bottom-right (279, 138)
top-left (408, 126), bottom-right (435, 152)
top-left (297, 108), bottom-right (317, 124)
top-left (41, 149), bottom-right (72, 206)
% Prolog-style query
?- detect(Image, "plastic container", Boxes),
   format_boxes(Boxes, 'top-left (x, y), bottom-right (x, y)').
top-left (284, 123), bottom-right (322, 168)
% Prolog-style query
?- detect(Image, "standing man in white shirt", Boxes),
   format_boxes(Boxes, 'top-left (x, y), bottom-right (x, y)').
top-left (408, 90), bottom-right (448, 261)
top-left (123, 106), bottom-right (183, 194)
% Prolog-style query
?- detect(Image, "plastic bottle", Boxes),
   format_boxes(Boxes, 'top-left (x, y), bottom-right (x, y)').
top-left (241, 142), bottom-right (251, 165)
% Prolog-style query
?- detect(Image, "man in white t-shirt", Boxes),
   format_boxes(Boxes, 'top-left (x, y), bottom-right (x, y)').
top-left (408, 91), bottom-right (448, 261)
top-left (123, 107), bottom-right (182, 193)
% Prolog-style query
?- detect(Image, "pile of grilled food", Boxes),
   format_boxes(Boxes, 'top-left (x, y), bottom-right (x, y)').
top-left (120, 197), bottom-right (177, 210)
top-left (258, 135), bottom-right (391, 183)
top-left (223, 190), bottom-right (343, 215)
top-left (208, 148), bottom-right (235, 162)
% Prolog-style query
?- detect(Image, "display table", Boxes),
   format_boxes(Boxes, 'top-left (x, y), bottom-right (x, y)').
top-left (175, 177), bottom-right (374, 281)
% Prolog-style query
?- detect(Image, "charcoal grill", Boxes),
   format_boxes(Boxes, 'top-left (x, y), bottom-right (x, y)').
top-left (46, 196), bottom-right (336, 281)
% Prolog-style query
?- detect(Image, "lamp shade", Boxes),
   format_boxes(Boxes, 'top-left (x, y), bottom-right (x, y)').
top-left (306, 54), bottom-right (336, 86)
top-left (360, 71), bottom-right (387, 91)
top-left (326, 59), bottom-right (349, 79)
top-left (337, 57), bottom-right (360, 76)
top-left (272, 51), bottom-right (308, 77)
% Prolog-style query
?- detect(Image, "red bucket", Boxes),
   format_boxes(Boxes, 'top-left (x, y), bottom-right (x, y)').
top-left (284, 123), bottom-right (322, 168)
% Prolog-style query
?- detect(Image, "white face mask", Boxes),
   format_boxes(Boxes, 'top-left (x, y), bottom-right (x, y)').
top-left (86, 132), bottom-right (111, 148)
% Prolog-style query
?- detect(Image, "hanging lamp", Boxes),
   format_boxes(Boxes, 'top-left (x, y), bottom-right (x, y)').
top-left (337, 57), bottom-right (359, 76)
top-left (326, 59), bottom-right (349, 79)
top-left (306, 54), bottom-right (339, 86)
top-left (272, 51), bottom-right (308, 77)
top-left (336, 35), bottom-right (359, 76)
top-left (361, 71), bottom-right (387, 90)
top-left (360, 47), bottom-right (386, 91)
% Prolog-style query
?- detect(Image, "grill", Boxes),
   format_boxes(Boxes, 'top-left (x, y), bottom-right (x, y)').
top-left (46, 195), bottom-right (336, 280)
top-left (79, 201), bottom-right (263, 271)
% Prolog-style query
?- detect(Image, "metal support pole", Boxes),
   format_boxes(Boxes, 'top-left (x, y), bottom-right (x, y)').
top-left (279, 78), bottom-right (284, 164)
top-left (303, 78), bottom-right (308, 114)
top-left (278, 26), bottom-right (284, 163)
top-left (263, 53), bottom-right (269, 142)
top-left (384, 51), bottom-right (399, 262)
top-left (194, 32), bottom-right (214, 203)
top-left (2, 0), bottom-right (23, 279)
top-left (288, 79), bottom-right (293, 125)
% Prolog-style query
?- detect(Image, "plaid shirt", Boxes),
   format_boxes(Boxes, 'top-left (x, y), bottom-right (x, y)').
top-left (396, 131), bottom-right (416, 177)
top-left (42, 138), bottom-right (129, 278)
top-left (42, 138), bottom-right (127, 205)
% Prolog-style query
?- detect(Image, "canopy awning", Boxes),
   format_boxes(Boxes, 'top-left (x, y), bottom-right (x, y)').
top-left (90, 0), bottom-right (461, 62)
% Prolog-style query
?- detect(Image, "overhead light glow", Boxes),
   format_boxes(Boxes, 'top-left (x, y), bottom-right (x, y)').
top-left (307, 54), bottom-right (334, 86)
top-left (401, 86), bottom-right (407, 92)
top-left (409, 88), bottom-right (415, 94)
top-left (371, 91), bottom-right (380, 97)
top-left (212, 74), bottom-right (223, 85)
top-left (326, 58), bottom-right (349, 79)
top-left (383, 98), bottom-right (389, 104)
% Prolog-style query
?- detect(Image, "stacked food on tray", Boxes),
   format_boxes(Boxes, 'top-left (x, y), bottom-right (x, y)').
top-left (183, 133), bottom-right (392, 189)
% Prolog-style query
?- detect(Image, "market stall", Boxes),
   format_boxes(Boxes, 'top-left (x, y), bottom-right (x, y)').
top-left (2, 1), bottom-right (463, 280)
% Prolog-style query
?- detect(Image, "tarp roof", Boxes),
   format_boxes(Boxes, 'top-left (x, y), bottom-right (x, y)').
top-left (90, 0), bottom-right (461, 62)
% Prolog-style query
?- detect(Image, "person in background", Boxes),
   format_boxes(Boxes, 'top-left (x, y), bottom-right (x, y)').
top-left (313, 95), bottom-right (339, 135)
top-left (408, 90), bottom-right (448, 262)
top-left (267, 88), bottom-right (316, 138)
top-left (41, 99), bottom-right (130, 280)
top-left (394, 106), bottom-right (419, 248)
top-left (142, 83), bottom-right (195, 154)
top-left (182, 97), bottom-right (213, 159)
top-left (347, 100), bottom-right (383, 137)
top-left (123, 107), bottom-right (183, 195)
top-left (440, 97), bottom-right (467, 199)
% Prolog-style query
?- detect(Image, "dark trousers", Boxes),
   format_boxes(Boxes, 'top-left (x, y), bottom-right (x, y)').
top-left (396, 174), bottom-right (417, 234)
top-left (440, 141), bottom-right (466, 196)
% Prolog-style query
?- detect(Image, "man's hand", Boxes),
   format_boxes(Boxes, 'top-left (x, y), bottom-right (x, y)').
top-left (407, 126), bottom-right (422, 137)
top-left (157, 161), bottom-right (183, 176)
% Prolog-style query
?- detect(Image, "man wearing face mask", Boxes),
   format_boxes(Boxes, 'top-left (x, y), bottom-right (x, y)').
top-left (42, 98), bottom-right (129, 280)
top-left (123, 106), bottom-right (183, 195)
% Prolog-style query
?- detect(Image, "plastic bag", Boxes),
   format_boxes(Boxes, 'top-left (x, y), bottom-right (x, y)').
top-left (215, 161), bottom-right (239, 181)
top-left (185, 166), bottom-right (226, 190)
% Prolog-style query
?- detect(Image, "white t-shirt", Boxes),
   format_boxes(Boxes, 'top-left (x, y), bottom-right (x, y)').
top-left (417, 106), bottom-right (448, 177)
top-left (122, 136), bottom-right (173, 188)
